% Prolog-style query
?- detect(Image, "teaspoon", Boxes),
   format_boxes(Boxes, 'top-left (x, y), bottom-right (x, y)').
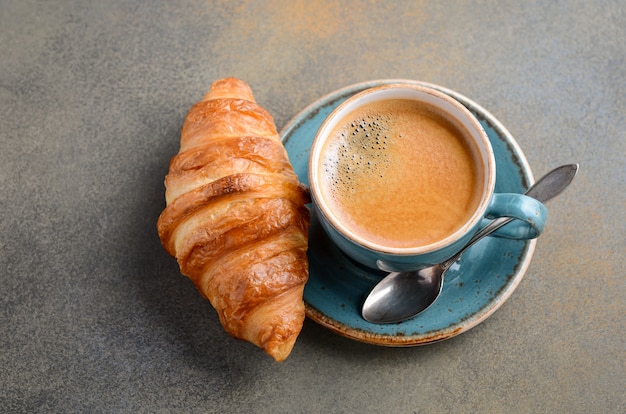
top-left (361, 164), bottom-right (579, 324)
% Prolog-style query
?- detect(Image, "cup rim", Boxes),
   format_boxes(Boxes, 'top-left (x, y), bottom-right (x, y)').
top-left (308, 83), bottom-right (496, 255)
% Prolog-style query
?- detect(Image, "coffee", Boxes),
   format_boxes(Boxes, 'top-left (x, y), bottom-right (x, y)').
top-left (318, 98), bottom-right (483, 248)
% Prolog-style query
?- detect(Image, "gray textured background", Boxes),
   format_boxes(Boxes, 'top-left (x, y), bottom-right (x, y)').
top-left (1, 1), bottom-right (624, 413)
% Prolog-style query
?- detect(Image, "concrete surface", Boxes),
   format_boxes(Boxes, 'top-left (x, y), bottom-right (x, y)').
top-left (1, 1), bottom-right (624, 413)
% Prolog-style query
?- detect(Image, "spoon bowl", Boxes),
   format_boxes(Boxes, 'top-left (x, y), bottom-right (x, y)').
top-left (361, 164), bottom-right (579, 324)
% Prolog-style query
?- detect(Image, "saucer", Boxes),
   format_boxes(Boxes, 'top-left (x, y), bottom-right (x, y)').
top-left (280, 80), bottom-right (537, 346)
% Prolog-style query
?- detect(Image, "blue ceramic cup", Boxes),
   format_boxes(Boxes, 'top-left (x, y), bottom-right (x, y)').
top-left (308, 84), bottom-right (547, 272)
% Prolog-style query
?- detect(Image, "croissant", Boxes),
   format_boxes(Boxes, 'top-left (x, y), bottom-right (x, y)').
top-left (157, 78), bottom-right (310, 362)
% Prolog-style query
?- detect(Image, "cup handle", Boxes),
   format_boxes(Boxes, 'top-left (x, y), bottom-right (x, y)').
top-left (481, 193), bottom-right (548, 239)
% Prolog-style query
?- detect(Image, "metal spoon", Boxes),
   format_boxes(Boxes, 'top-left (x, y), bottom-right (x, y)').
top-left (361, 164), bottom-right (579, 324)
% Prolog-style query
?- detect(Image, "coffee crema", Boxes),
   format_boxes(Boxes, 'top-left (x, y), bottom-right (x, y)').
top-left (318, 98), bottom-right (483, 249)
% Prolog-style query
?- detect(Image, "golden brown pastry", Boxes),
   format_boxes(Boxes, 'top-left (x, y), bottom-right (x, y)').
top-left (157, 78), bottom-right (310, 362)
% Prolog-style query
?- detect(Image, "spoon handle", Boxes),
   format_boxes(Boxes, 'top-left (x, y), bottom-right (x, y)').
top-left (440, 216), bottom-right (513, 269)
top-left (525, 164), bottom-right (579, 204)
top-left (441, 164), bottom-right (579, 270)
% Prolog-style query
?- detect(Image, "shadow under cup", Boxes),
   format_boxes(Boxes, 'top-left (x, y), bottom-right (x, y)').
top-left (308, 84), bottom-right (546, 272)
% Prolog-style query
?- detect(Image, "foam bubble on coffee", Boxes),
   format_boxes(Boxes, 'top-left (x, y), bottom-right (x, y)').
top-left (321, 114), bottom-right (395, 199)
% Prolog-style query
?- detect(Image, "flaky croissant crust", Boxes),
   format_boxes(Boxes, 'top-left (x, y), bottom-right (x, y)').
top-left (157, 78), bottom-right (309, 361)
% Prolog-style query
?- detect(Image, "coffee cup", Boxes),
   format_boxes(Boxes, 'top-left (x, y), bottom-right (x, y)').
top-left (308, 84), bottom-right (547, 272)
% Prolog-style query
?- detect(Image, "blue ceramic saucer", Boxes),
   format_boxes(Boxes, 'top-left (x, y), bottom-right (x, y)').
top-left (280, 80), bottom-right (537, 346)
